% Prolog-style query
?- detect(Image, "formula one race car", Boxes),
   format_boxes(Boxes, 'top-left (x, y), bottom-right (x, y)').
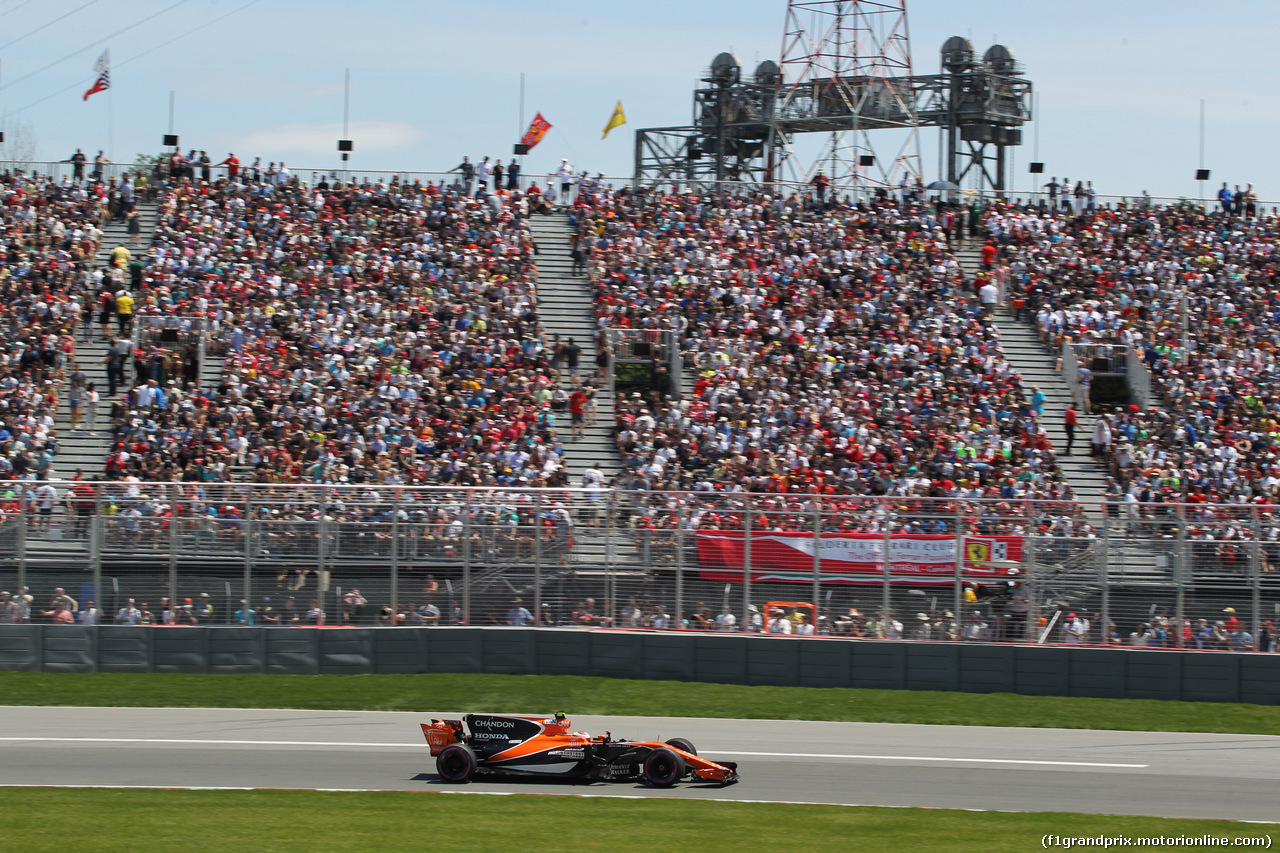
top-left (421, 713), bottom-right (738, 787)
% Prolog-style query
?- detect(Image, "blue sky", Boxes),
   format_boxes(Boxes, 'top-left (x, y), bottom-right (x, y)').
top-left (0, 0), bottom-right (1272, 198)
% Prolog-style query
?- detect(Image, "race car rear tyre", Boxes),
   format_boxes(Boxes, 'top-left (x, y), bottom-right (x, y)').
top-left (642, 747), bottom-right (686, 787)
top-left (664, 738), bottom-right (697, 756)
top-left (436, 744), bottom-right (478, 783)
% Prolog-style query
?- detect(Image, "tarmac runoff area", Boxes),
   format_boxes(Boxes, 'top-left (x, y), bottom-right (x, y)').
top-left (0, 707), bottom-right (1276, 822)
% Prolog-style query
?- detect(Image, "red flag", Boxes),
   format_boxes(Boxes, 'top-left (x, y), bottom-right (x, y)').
top-left (83, 50), bottom-right (110, 101)
top-left (520, 113), bottom-right (552, 151)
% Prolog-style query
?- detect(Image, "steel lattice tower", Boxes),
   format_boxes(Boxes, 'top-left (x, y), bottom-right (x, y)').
top-left (773, 0), bottom-right (921, 188)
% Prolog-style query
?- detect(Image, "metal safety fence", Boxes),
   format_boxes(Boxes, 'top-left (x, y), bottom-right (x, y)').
top-left (0, 485), bottom-right (1276, 654)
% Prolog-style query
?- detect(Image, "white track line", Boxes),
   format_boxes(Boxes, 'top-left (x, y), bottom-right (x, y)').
top-left (0, 737), bottom-right (410, 749)
top-left (0, 737), bottom-right (1145, 767)
top-left (715, 751), bottom-right (1146, 768)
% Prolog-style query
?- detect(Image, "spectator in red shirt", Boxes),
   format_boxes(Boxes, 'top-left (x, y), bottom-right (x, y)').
top-left (569, 387), bottom-right (588, 440)
top-left (1063, 404), bottom-right (1078, 456)
top-left (981, 241), bottom-right (997, 267)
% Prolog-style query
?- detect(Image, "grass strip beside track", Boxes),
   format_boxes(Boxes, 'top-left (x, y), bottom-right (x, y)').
top-left (4, 672), bottom-right (1280, 734)
top-left (5, 788), bottom-right (1267, 852)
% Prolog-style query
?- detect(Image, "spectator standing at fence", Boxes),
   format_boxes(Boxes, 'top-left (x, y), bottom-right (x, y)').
top-left (115, 599), bottom-right (140, 624)
top-left (766, 609), bottom-right (792, 635)
top-left (1058, 612), bottom-right (1082, 643)
top-left (68, 475), bottom-right (96, 538)
top-left (34, 480), bottom-right (57, 531)
top-left (233, 600), bottom-right (255, 626)
top-left (557, 159), bottom-right (573, 205)
top-left (1042, 176), bottom-right (1060, 208)
top-left (1218, 182), bottom-right (1233, 214)
top-left (418, 601), bottom-right (441, 626)
top-left (46, 588), bottom-right (77, 620)
top-left (449, 155), bottom-right (474, 190)
top-left (1260, 621), bottom-right (1276, 653)
top-left (506, 598), bottom-right (533, 626)
top-left (68, 148), bottom-right (87, 181)
top-left (77, 600), bottom-right (99, 625)
top-left (810, 169), bottom-right (829, 202)
top-left (491, 159), bottom-right (504, 192)
top-left (9, 589), bottom-right (32, 623)
top-left (93, 150), bottom-right (109, 181)
top-left (218, 153), bottom-right (240, 181)
top-left (342, 589), bottom-right (367, 624)
top-left (506, 159), bottom-right (520, 190)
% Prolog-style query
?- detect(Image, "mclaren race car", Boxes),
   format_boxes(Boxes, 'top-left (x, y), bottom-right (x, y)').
top-left (421, 713), bottom-right (739, 787)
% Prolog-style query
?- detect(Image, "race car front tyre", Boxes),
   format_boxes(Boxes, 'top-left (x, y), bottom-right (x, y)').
top-left (642, 747), bottom-right (686, 787)
top-left (436, 744), bottom-right (478, 783)
top-left (664, 738), bottom-right (697, 756)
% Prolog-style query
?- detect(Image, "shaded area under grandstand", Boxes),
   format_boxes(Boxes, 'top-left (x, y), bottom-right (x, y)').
top-left (1, 707), bottom-right (1276, 821)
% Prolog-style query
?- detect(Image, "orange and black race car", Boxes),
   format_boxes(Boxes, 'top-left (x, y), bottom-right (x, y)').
top-left (421, 713), bottom-right (739, 787)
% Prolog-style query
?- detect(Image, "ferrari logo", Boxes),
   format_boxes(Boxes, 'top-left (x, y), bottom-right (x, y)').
top-left (966, 541), bottom-right (990, 563)
top-left (965, 540), bottom-right (1008, 563)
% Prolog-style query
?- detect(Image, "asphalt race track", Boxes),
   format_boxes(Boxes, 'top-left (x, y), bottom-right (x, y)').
top-left (0, 707), bottom-right (1275, 821)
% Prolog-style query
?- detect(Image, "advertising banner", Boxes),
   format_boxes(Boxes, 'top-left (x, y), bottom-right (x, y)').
top-left (696, 531), bottom-right (1023, 584)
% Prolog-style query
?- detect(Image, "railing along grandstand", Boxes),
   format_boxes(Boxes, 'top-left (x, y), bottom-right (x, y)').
top-left (1, 484), bottom-right (1276, 652)
top-left (3, 158), bottom-right (1273, 213)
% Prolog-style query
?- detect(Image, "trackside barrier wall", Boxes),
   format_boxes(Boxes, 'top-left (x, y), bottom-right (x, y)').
top-left (2, 626), bottom-right (1278, 704)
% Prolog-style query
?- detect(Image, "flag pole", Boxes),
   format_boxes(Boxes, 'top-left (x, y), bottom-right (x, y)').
top-left (108, 81), bottom-right (114, 166)
top-left (517, 72), bottom-right (525, 179)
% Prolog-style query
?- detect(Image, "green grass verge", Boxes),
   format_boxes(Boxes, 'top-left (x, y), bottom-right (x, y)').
top-left (5, 788), bottom-right (1267, 852)
top-left (4, 671), bottom-right (1280, 734)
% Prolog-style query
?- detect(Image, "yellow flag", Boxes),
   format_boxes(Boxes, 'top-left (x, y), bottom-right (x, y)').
top-left (602, 101), bottom-right (626, 139)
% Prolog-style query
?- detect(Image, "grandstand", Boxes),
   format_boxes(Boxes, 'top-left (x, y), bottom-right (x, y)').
top-left (0, 155), bottom-right (1272, 654)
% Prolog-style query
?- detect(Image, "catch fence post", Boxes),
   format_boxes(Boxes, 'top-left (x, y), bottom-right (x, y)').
top-left (534, 492), bottom-right (542, 626)
top-left (1176, 509), bottom-right (1187, 644)
top-left (1252, 515), bottom-right (1263, 650)
top-left (532, 492), bottom-right (542, 626)
top-left (742, 501), bottom-right (753, 629)
top-left (91, 486), bottom-right (103, 619)
top-left (242, 490), bottom-right (253, 623)
top-left (881, 501), bottom-right (893, 632)
top-left (954, 503), bottom-right (964, 641)
top-left (675, 505), bottom-right (685, 631)
top-left (390, 492), bottom-right (400, 626)
top-left (462, 492), bottom-right (472, 624)
top-left (1100, 503), bottom-right (1112, 645)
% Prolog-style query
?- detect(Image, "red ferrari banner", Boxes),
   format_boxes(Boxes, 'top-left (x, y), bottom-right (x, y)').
top-left (520, 113), bottom-right (552, 150)
top-left (697, 531), bottom-right (1024, 585)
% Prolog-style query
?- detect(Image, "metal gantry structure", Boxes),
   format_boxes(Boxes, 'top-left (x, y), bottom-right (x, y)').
top-left (634, 0), bottom-right (1033, 193)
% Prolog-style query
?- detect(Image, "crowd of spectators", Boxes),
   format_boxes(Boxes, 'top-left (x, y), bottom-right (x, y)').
top-left (4, 149), bottom-right (1280, 649)
top-left (979, 192), bottom-right (1280, 567)
top-left (0, 166), bottom-right (149, 495)
top-left (571, 184), bottom-right (1092, 550)
top-left (103, 167), bottom-right (598, 494)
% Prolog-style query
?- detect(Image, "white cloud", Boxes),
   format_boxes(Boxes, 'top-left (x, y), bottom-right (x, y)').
top-left (239, 121), bottom-right (423, 159)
